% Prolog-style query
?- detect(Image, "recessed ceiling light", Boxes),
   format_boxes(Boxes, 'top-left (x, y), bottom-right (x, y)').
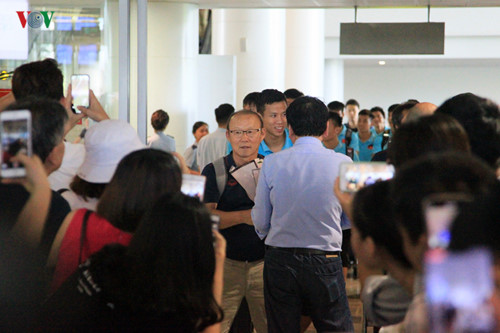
top-left (378, 60), bottom-right (386, 65)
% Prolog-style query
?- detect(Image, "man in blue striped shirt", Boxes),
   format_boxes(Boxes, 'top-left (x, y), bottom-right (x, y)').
top-left (252, 96), bottom-right (353, 332)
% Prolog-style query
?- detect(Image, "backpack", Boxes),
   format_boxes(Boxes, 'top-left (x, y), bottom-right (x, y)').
top-left (381, 129), bottom-right (391, 150)
top-left (345, 126), bottom-right (354, 159)
top-left (213, 156), bottom-right (228, 201)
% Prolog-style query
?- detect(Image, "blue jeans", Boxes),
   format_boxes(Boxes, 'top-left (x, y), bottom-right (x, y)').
top-left (264, 248), bottom-right (353, 333)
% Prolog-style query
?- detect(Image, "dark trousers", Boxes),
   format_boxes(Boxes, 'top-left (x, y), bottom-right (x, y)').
top-left (264, 248), bottom-right (353, 333)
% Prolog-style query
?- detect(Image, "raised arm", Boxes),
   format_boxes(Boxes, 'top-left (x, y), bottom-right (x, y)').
top-left (3, 154), bottom-right (51, 247)
top-left (202, 230), bottom-right (226, 333)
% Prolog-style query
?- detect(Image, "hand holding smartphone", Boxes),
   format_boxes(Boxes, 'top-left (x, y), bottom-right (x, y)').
top-left (339, 162), bottom-right (395, 193)
top-left (0, 110), bottom-right (32, 178)
top-left (181, 174), bottom-right (207, 201)
top-left (71, 74), bottom-right (90, 113)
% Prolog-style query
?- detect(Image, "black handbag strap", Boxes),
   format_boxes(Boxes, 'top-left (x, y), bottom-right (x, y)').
top-left (78, 210), bottom-right (93, 265)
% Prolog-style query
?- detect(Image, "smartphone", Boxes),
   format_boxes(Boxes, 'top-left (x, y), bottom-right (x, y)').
top-left (339, 162), bottom-right (395, 193)
top-left (425, 247), bottom-right (496, 333)
top-left (210, 214), bottom-right (220, 231)
top-left (0, 110), bottom-right (32, 178)
top-left (181, 174), bottom-right (207, 201)
top-left (423, 193), bottom-right (473, 249)
top-left (71, 74), bottom-right (90, 113)
top-left (210, 214), bottom-right (220, 246)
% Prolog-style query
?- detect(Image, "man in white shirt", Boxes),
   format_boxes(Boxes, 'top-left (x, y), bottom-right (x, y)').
top-left (197, 103), bottom-right (234, 171)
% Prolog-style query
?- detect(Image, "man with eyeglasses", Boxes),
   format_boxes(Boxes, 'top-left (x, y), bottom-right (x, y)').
top-left (202, 110), bottom-right (268, 333)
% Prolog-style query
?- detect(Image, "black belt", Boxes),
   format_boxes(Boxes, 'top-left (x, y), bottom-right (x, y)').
top-left (266, 246), bottom-right (340, 256)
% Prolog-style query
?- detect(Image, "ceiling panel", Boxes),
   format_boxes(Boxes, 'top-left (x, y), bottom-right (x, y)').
top-left (29, 0), bottom-right (500, 8)
top-left (163, 0), bottom-right (500, 9)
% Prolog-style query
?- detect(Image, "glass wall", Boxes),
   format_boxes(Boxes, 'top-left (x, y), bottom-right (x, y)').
top-left (0, 0), bottom-right (118, 141)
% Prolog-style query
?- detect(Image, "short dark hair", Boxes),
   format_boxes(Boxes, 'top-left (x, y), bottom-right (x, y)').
top-left (243, 92), bottom-right (260, 107)
top-left (435, 92), bottom-right (500, 167)
top-left (391, 100), bottom-right (418, 130)
top-left (227, 110), bottom-right (264, 130)
top-left (12, 59), bottom-right (64, 101)
top-left (392, 152), bottom-right (497, 244)
top-left (151, 109), bottom-right (169, 131)
top-left (286, 96), bottom-right (328, 137)
top-left (370, 106), bottom-right (385, 118)
top-left (284, 88), bottom-right (304, 99)
top-left (214, 103), bottom-right (235, 125)
top-left (327, 101), bottom-right (345, 113)
top-left (449, 181), bottom-right (500, 257)
top-left (69, 176), bottom-right (107, 201)
top-left (97, 149), bottom-right (182, 232)
top-left (192, 121), bottom-right (208, 135)
top-left (256, 89), bottom-right (287, 114)
top-left (358, 109), bottom-right (373, 119)
top-left (388, 113), bottom-right (471, 169)
top-left (5, 97), bottom-right (67, 162)
top-left (352, 180), bottom-right (412, 268)
top-left (388, 103), bottom-right (399, 114)
top-left (327, 111), bottom-right (343, 127)
top-left (345, 99), bottom-right (360, 108)
top-left (126, 192), bottom-right (223, 329)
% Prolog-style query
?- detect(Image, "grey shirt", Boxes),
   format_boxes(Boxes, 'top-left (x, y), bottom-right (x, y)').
top-left (147, 132), bottom-right (176, 153)
top-left (362, 275), bottom-right (412, 327)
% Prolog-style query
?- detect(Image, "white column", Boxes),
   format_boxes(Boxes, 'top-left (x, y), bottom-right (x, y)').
top-left (144, 2), bottom-right (199, 152)
top-left (102, 0), bottom-right (121, 120)
top-left (285, 9), bottom-right (325, 100)
top-left (212, 9), bottom-right (286, 108)
top-left (324, 59), bottom-right (344, 105)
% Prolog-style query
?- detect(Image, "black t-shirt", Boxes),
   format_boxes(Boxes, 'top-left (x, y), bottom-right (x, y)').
top-left (0, 183), bottom-right (71, 257)
top-left (202, 153), bottom-right (265, 262)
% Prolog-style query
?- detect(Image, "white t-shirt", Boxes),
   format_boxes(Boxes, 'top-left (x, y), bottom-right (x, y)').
top-left (61, 190), bottom-right (99, 211)
top-left (48, 142), bottom-right (85, 191)
top-left (196, 127), bottom-right (227, 172)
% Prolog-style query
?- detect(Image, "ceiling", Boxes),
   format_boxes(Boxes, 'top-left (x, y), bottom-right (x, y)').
top-left (29, 0), bottom-right (500, 8)
top-left (165, 0), bottom-right (500, 9)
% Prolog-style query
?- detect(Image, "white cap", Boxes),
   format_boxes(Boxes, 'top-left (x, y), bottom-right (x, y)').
top-left (77, 119), bottom-right (145, 183)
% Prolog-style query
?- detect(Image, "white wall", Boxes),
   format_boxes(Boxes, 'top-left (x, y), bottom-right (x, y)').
top-left (344, 64), bottom-right (500, 110)
top-left (197, 54), bottom-right (236, 141)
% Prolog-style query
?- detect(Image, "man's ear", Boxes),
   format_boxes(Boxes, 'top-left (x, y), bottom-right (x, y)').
top-left (334, 125), bottom-right (342, 136)
top-left (288, 124), bottom-right (296, 143)
top-left (321, 120), bottom-right (330, 138)
top-left (365, 236), bottom-right (377, 259)
top-left (44, 142), bottom-right (65, 175)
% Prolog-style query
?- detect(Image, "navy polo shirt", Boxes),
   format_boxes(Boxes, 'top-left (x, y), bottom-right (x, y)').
top-left (202, 153), bottom-right (265, 262)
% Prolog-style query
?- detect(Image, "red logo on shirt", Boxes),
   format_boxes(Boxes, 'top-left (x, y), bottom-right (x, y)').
top-left (342, 139), bottom-right (346, 144)
top-left (368, 144), bottom-right (374, 150)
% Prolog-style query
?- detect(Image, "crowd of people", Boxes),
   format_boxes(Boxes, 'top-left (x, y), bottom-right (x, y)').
top-left (0, 58), bottom-right (499, 332)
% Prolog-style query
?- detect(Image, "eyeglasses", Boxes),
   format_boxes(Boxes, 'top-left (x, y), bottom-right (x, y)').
top-left (228, 128), bottom-right (261, 138)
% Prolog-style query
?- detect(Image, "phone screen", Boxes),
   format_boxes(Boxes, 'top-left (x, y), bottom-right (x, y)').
top-left (423, 194), bottom-right (472, 249)
top-left (425, 248), bottom-right (496, 333)
top-left (0, 110), bottom-right (32, 178)
top-left (339, 162), bottom-right (394, 192)
top-left (71, 74), bottom-right (90, 112)
top-left (181, 174), bottom-right (207, 201)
